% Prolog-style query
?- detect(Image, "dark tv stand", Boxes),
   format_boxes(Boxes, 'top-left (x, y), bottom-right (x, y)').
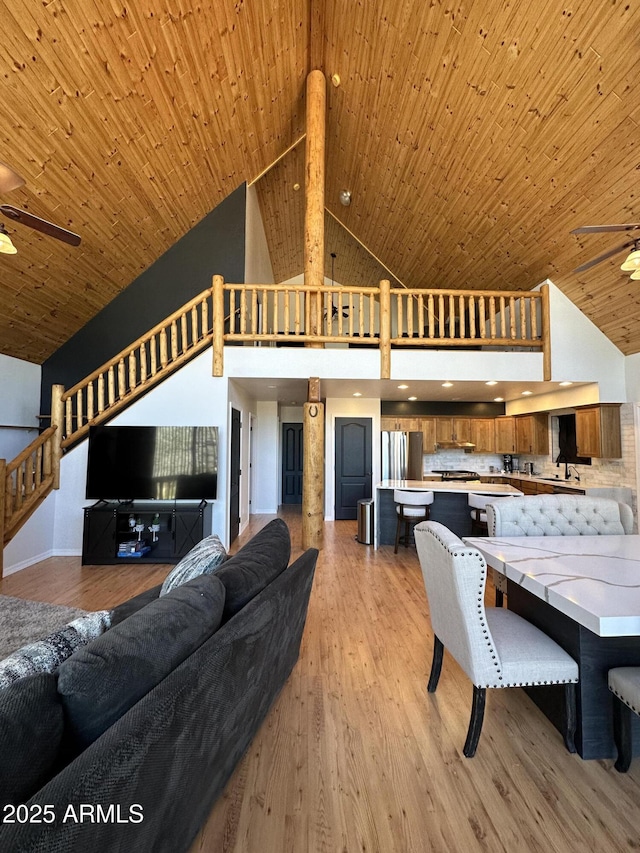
top-left (82, 501), bottom-right (212, 566)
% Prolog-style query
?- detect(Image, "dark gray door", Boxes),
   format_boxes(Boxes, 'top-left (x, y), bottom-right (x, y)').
top-left (229, 407), bottom-right (241, 545)
top-left (282, 422), bottom-right (303, 505)
top-left (335, 417), bottom-right (372, 520)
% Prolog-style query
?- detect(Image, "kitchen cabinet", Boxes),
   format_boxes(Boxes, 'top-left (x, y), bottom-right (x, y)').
top-left (575, 404), bottom-right (622, 458)
top-left (381, 416), bottom-right (421, 431)
top-left (494, 417), bottom-right (516, 453)
top-left (515, 413), bottom-right (549, 455)
top-left (420, 417), bottom-right (437, 453)
top-left (470, 419), bottom-right (495, 453)
top-left (435, 417), bottom-right (470, 442)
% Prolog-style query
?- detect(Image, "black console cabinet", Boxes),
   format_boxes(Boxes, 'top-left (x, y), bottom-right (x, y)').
top-left (82, 501), bottom-right (212, 565)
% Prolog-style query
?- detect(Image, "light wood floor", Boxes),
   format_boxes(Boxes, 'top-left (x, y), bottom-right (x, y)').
top-left (3, 509), bottom-right (640, 852)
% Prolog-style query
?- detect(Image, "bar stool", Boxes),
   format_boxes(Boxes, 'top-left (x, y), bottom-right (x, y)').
top-left (468, 493), bottom-right (491, 536)
top-left (393, 489), bottom-right (434, 553)
top-left (608, 667), bottom-right (640, 772)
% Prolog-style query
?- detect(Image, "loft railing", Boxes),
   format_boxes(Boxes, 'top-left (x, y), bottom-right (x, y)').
top-left (213, 277), bottom-right (550, 380)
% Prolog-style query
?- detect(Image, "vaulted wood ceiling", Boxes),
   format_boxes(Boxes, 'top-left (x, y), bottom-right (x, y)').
top-left (1, 0), bottom-right (639, 364)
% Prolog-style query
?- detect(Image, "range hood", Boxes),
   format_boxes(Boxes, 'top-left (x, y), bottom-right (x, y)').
top-left (435, 439), bottom-right (476, 451)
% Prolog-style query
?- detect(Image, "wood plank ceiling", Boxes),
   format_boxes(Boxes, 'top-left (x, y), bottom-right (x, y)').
top-left (0, 0), bottom-right (639, 363)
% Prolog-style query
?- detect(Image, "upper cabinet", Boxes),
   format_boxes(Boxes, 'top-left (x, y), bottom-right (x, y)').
top-left (515, 413), bottom-right (549, 455)
top-left (575, 404), bottom-right (622, 458)
top-left (494, 416), bottom-right (516, 453)
top-left (471, 419), bottom-right (495, 453)
top-left (421, 417), bottom-right (437, 453)
top-left (435, 417), bottom-right (471, 442)
top-left (381, 416), bottom-right (420, 431)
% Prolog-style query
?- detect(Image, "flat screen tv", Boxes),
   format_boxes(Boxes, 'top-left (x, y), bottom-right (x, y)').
top-left (86, 425), bottom-right (218, 501)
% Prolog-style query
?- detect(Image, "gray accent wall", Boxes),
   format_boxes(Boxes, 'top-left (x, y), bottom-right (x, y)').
top-left (40, 184), bottom-right (247, 414)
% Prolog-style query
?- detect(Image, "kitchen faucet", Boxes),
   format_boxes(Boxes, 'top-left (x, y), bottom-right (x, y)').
top-left (556, 454), bottom-right (569, 479)
top-left (567, 464), bottom-right (581, 482)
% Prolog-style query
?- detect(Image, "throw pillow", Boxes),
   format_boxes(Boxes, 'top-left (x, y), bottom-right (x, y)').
top-left (0, 610), bottom-right (112, 689)
top-left (57, 573), bottom-right (226, 752)
top-left (0, 672), bottom-right (64, 807)
top-left (160, 533), bottom-right (227, 596)
top-left (215, 518), bottom-right (291, 620)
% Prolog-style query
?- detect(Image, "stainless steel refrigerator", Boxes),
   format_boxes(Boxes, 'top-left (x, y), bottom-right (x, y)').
top-left (381, 431), bottom-right (424, 481)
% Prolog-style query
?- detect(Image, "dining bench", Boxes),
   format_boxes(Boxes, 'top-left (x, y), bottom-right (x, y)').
top-left (484, 494), bottom-right (634, 606)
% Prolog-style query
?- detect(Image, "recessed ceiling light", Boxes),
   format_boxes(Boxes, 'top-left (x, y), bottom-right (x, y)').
top-left (494, 397), bottom-right (504, 402)
top-left (442, 381), bottom-right (453, 388)
top-left (408, 396), bottom-right (417, 401)
top-left (522, 390), bottom-right (533, 396)
top-left (485, 381), bottom-right (498, 386)
top-left (559, 381), bottom-right (573, 386)
top-left (353, 392), bottom-right (362, 397)
top-left (398, 384), bottom-right (409, 389)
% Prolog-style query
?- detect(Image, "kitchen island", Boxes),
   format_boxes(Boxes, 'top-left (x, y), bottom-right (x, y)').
top-left (375, 479), bottom-right (523, 548)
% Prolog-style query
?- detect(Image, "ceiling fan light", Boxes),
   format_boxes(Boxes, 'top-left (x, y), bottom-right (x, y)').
top-left (0, 227), bottom-right (17, 255)
top-left (630, 268), bottom-right (640, 281)
top-left (621, 249), bottom-right (640, 271)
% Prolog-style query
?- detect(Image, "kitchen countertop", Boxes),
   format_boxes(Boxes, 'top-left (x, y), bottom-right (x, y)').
top-left (485, 472), bottom-right (584, 490)
top-left (377, 479), bottom-right (523, 495)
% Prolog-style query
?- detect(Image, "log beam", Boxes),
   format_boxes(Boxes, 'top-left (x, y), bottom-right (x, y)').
top-left (304, 69), bottom-right (326, 346)
top-left (302, 398), bottom-right (325, 551)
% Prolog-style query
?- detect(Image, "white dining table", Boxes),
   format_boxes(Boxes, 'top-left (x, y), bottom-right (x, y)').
top-left (463, 533), bottom-right (640, 759)
top-left (464, 534), bottom-right (640, 638)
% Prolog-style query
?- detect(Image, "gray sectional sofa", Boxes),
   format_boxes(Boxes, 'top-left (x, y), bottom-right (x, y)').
top-left (0, 518), bottom-right (318, 853)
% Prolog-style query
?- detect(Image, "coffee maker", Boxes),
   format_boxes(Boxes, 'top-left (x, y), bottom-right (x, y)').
top-left (503, 454), bottom-right (513, 473)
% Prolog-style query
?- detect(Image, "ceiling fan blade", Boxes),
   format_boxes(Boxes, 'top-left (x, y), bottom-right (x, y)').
top-left (571, 224), bottom-right (640, 235)
top-left (0, 204), bottom-right (81, 246)
top-left (573, 240), bottom-right (636, 273)
top-left (0, 161), bottom-right (26, 193)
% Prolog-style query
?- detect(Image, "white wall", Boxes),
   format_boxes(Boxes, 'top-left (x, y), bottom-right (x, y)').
top-left (625, 353), bottom-right (640, 401)
top-left (324, 397), bottom-right (381, 521)
top-left (543, 280), bottom-right (626, 399)
top-left (252, 401), bottom-right (279, 513)
top-left (0, 354), bottom-right (41, 460)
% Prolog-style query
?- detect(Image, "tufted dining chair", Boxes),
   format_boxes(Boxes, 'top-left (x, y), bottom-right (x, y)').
top-left (393, 489), bottom-right (434, 553)
top-left (414, 520), bottom-right (579, 757)
top-left (608, 667), bottom-right (640, 772)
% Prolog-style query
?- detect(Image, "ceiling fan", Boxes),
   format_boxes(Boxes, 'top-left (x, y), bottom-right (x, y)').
top-left (571, 223), bottom-right (640, 273)
top-left (0, 160), bottom-right (81, 254)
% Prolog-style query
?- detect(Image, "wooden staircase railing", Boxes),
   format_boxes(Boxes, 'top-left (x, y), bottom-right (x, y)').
top-left (60, 287), bottom-right (214, 450)
top-left (0, 424), bottom-right (61, 575)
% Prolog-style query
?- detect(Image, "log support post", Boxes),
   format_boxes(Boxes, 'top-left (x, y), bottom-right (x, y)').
top-left (213, 274), bottom-right (225, 377)
top-left (302, 377), bottom-right (324, 551)
top-left (51, 384), bottom-right (64, 490)
top-left (541, 283), bottom-right (551, 382)
top-left (304, 69), bottom-right (326, 347)
top-left (380, 279), bottom-right (391, 379)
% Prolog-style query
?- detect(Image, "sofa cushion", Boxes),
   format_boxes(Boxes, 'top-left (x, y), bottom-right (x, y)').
top-left (160, 534), bottom-right (227, 596)
top-left (0, 672), bottom-right (64, 806)
top-left (215, 518), bottom-right (291, 620)
top-left (0, 611), bottom-right (112, 689)
top-left (110, 584), bottom-right (162, 627)
top-left (57, 573), bottom-right (226, 751)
